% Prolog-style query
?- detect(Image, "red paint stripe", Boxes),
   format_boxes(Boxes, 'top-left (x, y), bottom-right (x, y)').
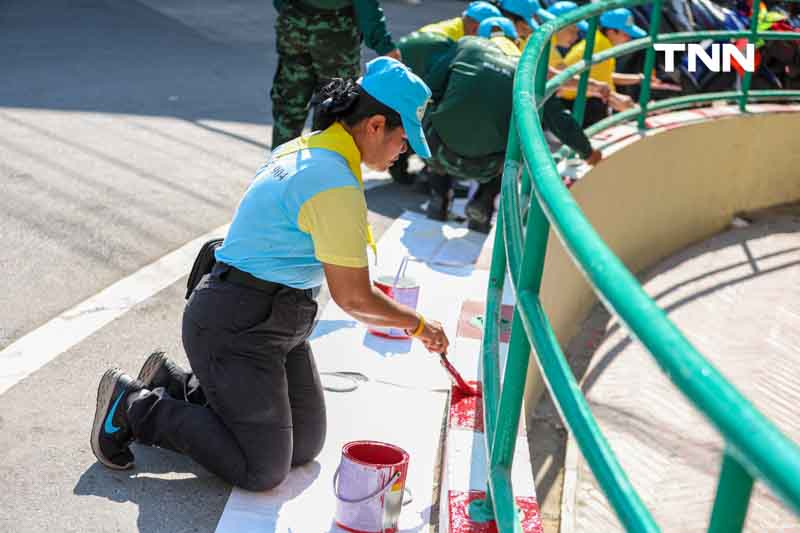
top-left (448, 381), bottom-right (484, 432)
top-left (448, 490), bottom-right (543, 533)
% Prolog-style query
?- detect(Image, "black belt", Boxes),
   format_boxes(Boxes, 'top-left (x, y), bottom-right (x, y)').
top-left (288, 1), bottom-right (354, 18)
top-left (212, 262), bottom-right (282, 293)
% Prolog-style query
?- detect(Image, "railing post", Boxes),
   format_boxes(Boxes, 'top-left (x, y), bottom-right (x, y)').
top-left (739, 0), bottom-right (762, 112)
top-left (469, 123), bottom-right (523, 525)
top-left (481, 134), bottom-right (554, 532)
top-left (638, 0), bottom-right (663, 130)
top-left (708, 450), bottom-right (755, 532)
top-left (573, 16), bottom-right (599, 127)
top-left (535, 40), bottom-right (551, 111)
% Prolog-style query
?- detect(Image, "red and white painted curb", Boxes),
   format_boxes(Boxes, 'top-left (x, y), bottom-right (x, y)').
top-left (438, 292), bottom-right (543, 532)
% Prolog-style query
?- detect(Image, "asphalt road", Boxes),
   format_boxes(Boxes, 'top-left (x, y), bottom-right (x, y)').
top-left (0, 1), bottom-right (464, 531)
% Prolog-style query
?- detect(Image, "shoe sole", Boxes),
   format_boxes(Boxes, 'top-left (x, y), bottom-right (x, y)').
top-left (137, 351), bottom-right (166, 388)
top-left (90, 368), bottom-right (133, 470)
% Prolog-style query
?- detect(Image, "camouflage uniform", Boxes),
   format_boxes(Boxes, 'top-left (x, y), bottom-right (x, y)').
top-left (270, 0), bottom-right (395, 148)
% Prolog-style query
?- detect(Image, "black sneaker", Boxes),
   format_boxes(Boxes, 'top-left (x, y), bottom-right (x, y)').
top-left (465, 198), bottom-right (494, 234)
top-left (426, 191), bottom-right (452, 221)
top-left (90, 369), bottom-right (144, 470)
top-left (388, 164), bottom-right (415, 185)
top-left (136, 351), bottom-right (175, 390)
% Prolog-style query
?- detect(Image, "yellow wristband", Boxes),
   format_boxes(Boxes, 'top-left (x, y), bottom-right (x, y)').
top-left (410, 314), bottom-right (425, 337)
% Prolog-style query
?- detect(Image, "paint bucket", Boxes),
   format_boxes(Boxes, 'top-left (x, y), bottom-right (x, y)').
top-left (333, 440), bottom-right (410, 533)
top-left (368, 257), bottom-right (420, 339)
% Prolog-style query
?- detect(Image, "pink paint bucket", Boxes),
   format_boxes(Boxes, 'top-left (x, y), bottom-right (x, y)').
top-left (368, 275), bottom-right (421, 339)
top-left (333, 440), bottom-right (410, 533)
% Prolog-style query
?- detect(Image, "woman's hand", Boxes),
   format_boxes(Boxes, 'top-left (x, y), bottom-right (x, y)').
top-left (588, 80), bottom-right (611, 102)
top-left (415, 318), bottom-right (450, 355)
top-left (609, 92), bottom-right (634, 111)
top-left (585, 149), bottom-right (603, 166)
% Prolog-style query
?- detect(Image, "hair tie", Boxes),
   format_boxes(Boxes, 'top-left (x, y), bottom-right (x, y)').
top-left (315, 78), bottom-right (360, 115)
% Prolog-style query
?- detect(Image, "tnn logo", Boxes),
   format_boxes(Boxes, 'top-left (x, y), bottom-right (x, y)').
top-left (655, 43), bottom-right (756, 73)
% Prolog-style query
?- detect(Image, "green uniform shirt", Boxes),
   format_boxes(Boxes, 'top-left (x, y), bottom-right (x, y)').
top-left (423, 36), bottom-right (517, 158)
top-left (398, 31), bottom-right (456, 80)
top-left (273, 0), bottom-right (395, 55)
top-left (424, 36), bottom-right (592, 160)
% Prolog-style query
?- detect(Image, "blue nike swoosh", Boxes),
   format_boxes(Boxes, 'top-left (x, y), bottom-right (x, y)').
top-left (104, 392), bottom-right (124, 434)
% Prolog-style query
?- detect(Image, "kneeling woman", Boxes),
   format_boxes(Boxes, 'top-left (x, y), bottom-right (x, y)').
top-left (91, 58), bottom-right (449, 491)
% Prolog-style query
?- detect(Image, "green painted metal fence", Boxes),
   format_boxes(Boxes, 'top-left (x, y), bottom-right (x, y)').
top-left (474, 0), bottom-right (800, 530)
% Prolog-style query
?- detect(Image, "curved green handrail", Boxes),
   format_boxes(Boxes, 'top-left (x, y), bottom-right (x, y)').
top-left (475, 0), bottom-right (800, 531)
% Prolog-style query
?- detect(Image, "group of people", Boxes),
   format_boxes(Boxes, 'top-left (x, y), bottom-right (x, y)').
top-left (87, 0), bottom-right (683, 495)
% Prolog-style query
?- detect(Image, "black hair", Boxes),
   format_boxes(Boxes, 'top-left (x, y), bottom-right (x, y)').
top-left (312, 78), bottom-right (403, 132)
top-left (498, 7), bottom-right (526, 25)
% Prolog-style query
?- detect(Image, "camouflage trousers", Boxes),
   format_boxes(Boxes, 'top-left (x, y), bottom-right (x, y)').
top-left (424, 123), bottom-right (505, 184)
top-left (270, 3), bottom-right (361, 148)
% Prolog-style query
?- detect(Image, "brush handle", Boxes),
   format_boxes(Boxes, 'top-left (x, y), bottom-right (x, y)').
top-left (438, 352), bottom-right (475, 395)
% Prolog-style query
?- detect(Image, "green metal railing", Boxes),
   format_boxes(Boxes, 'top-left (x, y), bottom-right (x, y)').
top-left (474, 1), bottom-right (800, 530)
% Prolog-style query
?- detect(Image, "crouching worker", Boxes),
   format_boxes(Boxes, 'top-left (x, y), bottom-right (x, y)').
top-left (422, 17), bottom-right (598, 232)
top-left (90, 58), bottom-right (450, 492)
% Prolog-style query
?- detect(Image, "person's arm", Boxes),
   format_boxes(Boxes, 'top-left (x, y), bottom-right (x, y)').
top-left (609, 90), bottom-right (634, 111)
top-left (541, 97), bottom-right (595, 160)
top-left (549, 66), bottom-right (611, 100)
top-left (323, 263), bottom-right (449, 353)
top-left (612, 72), bottom-right (645, 86)
top-left (298, 185), bottom-right (449, 353)
top-left (352, 0), bottom-right (397, 56)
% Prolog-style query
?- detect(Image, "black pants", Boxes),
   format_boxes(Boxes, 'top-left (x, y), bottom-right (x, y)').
top-left (127, 264), bottom-right (324, 492)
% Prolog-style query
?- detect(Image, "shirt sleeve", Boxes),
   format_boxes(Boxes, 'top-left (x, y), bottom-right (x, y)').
top-left (542, 97), bottom-right (593, 159)
top-left (297, 187), bottom-right (370, 268)
top-left (352, 0), bottom-right (396, 55)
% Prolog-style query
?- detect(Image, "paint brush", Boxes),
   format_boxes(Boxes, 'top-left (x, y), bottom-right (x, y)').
top-left (438, 352), bottom-right (481, 397)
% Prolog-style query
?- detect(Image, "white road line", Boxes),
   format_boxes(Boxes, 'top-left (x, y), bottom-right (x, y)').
top-left (0, 224), bottom-right (229, 396)
top-left (0, 174), bottom-right (393, 397)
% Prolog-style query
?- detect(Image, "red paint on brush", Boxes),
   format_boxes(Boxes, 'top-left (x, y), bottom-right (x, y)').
top-left (449, 381), bottom-right (484, 432)
top-left (448, 490), bottom-right (543, 533)
top-left (439, 353), bottom-right (480, 398)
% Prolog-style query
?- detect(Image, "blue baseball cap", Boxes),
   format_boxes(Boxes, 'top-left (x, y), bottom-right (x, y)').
top-left (477, 16), bottom-right (519, 40)
top-left (463, 1), bottom-right (502, 23)
top-left (547, 1), bottom-right (589, 33)
top-left (599, 8), bottom-right (647, 38)
top-left (357, 57), bottom-right (432, 158)
top-left (499, 0), bottom-right (538, 29)
top-left (533, 0), bottom-right (556, 24)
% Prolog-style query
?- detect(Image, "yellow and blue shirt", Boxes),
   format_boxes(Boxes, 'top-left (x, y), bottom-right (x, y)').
top-left (560, 31), bottom-right (616, 99)
top-left (215, 123), bottom-right (372, 289)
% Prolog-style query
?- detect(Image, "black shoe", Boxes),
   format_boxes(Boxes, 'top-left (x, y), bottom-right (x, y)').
top-left (137, 351), bottom-right (177, 390)
top-left (465, 198), bottom-right (494, 234)
top-left (389, 166), bottom-right (416, 185)
top-left (467, 218), bottom-right (492, 233)
top-left (426, 190), bottom-right (452, 221)
top-left (90, 369), bottom-right (144, 470)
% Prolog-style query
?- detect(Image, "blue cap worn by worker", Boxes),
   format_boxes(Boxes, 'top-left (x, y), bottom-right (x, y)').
top-left (599, 7), bottom-right (647, 38)
top-left (501, 0), bottom-right (554, 29)
top-left (357, 57), bottom-right (433, 158)
top-left (547, 1), bottom-right (589, 33)
top-left (463, 1), bottom-right (502, 23)
top-left (533, 0), bottom-right (556, 23)
top-left (477, 16), bottom-right (520, 40)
